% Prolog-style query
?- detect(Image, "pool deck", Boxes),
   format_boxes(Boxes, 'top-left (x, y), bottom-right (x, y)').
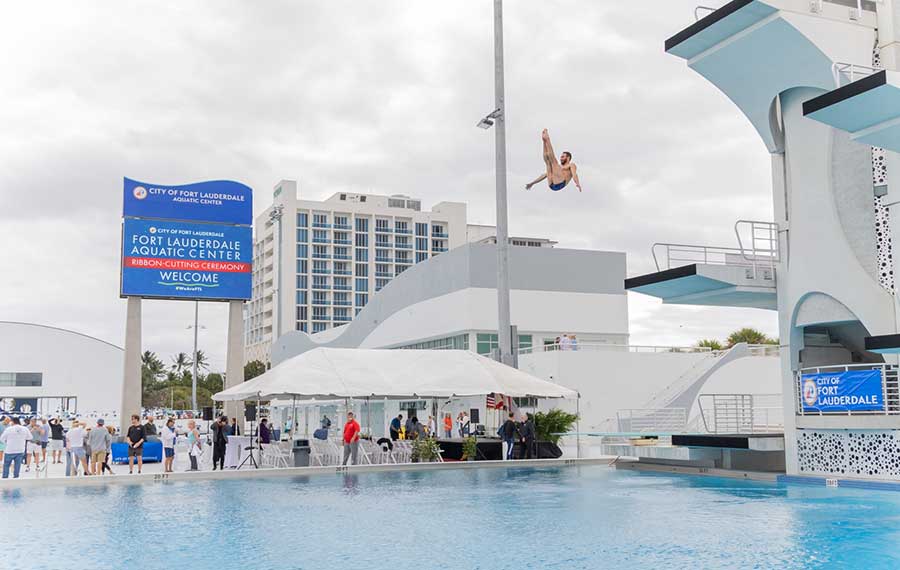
top-left (0, 456), bottom-right (624, 489)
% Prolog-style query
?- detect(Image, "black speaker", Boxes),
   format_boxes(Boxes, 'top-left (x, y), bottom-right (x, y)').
top-left (202, 407), bottom-right (213, 421)
top-left (245, 405), bottom-right (257, 421)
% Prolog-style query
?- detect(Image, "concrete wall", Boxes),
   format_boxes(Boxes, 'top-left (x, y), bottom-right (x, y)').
top-left (0, 322), bottom-right (123, 415)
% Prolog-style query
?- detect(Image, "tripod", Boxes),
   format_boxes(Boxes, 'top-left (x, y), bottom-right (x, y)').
top-left (237, 417), bottom-right (259, 470)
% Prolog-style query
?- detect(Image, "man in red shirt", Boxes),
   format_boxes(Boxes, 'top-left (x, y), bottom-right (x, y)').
top-left (342, 411), bottom-right (361, 466)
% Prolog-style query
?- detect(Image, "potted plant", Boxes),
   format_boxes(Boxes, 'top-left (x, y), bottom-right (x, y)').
top-left (533, 409), bottom-right (579, 451)
top-left (412, 437), bottom-right (441, 462)
top-left (461, 436), bottom-right (478, 461)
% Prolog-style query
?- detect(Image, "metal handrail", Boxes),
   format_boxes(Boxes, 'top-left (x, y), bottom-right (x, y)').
top-left (831, 62), bottom-right (878, 87)
top-left (694, 5), bottom-right (716, 20)
top-left (734, 220), bottom-right (779, 263)
top-left (698, 393), bottom-right (783, 433)
top-left (616, 408), bottom-right (687, 433)
top-left (517, 342), bottom-right (713, 355)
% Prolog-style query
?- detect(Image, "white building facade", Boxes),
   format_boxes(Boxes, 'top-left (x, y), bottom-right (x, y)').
top-left (0, 322), bottom-right (123, 417)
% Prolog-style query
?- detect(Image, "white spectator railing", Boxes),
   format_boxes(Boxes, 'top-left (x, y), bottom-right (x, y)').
top-left (616, 408), bottom-right (687, 433)
top-left (517, 342), bottom-right (712, 355)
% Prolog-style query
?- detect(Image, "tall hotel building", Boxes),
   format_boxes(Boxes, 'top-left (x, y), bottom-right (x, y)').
top-left (245, 180), bottom-right (469, 363)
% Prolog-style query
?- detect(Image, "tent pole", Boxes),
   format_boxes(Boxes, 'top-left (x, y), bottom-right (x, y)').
top-left (366, 396), bottom-right (372, 438)
top-left (576, 392), bottom-right (581, 460)
top-left (290, 395), bottom-right (296, 440)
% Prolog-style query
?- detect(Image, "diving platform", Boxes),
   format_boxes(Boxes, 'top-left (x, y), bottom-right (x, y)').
top-left (625, 263), bottom-right (777, 309)
top-left (864, 333), bottom-right (900, 354)
top-left (602, 433), bottom-right (785, 472)
top-left (665, 0), bottom-right (876, 152)
top-left (803, 71), bottom-right (900, 153)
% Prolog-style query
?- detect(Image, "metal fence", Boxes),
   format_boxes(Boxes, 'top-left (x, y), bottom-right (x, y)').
top-left (697, 393), bottom-right (783, 434)
top-left (795, 363), bottom-right (900, 416)
top-left (616, 408), bottom-right (687, 433)
top-left (517, 342), bottom-right (712, 355)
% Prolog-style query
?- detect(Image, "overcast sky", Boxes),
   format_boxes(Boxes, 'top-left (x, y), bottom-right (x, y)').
top-left (0, 1), bottom-right (777, 370)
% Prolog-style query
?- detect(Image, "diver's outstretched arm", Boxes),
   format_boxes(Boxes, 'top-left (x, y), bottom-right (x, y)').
top-left (525, 173), bottom-right (547, 190)
top-left (571, 164), bottom-right (582, 192)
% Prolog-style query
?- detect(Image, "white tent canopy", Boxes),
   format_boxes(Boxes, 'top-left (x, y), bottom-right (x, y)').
top-left (214, 347), bottom-right (578, 401)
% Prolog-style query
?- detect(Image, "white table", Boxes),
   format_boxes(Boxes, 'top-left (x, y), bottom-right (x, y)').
top-left (224, 435), bottom-right (252, 468)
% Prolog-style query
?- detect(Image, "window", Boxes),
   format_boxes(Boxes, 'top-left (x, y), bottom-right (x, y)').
top-left (416, 252), bottom-right (428, 263)
top-left (375, 264), bottom-right (390, 277)
top-left (312, 260), bottom-right (328, 273)
top-left (415, 237), bottom-right (428, 251)
top-left (355, 293), bottom-right (369, 307)
top-left (395, 265), bottom-right (407, 275)
top-left (296, 306), bottom-right (308, 320)
top-left (297, 275), bottom-right (308, 289)
top-left (407, 200), bottom-right (421, 211)
top-left (296, 260), bottom-right (308, 273)
top-left (296, 244), bottom-right (308, 259)
top-left (335, 215), bottom-right (348, 227)
top-left (312, 275), bottom-right (329, 289)
top-left (432, 224), bottom-right (446, 236)
top-left (313, 213), bottom-right (329, 226)
top-left (388, 198), bottom-right (405, 208)
top-left (313, 230), bottom-right (329, 243)
top-left (475, 334), bottom-right (534, 355)
top-left (355, 264), bottom-right (368, 277)
top-left (298, 322), bottom-right (309, 332)
top-left (355, 233), bottom-right (369, 247)
top-left (355, 248), bottom-right (368, 262)
top-left (313, 245), bottom-right (329, 258)
top-left (375, 278), bottom-right (389, 291)
top-left (312, 322), bottom-right (328, 333)
top-left (296, 229), bottom-right (308, 242)
top-left (513, 397), bottom-right (539, 408)
top-left (313, 291), bottom-right (328, 304)
top-left (355, 278), bottom-right (368, 292)
top-left (394, 334), bottom-right (469, 351)
top-left (355, 218), bottom-right (369, 232)
top-left (375, 218), bottom-right (391, 231)
top-left (297, 213), bottom-right (308, 228)
top-left (0, 372), bottom-right (42, 387)
top-left (313, 306), bottom-right (329, 320)
top-left (296, 291), bottom-right (308, 304)
top-left (415, 223), bottom-right (428, 237)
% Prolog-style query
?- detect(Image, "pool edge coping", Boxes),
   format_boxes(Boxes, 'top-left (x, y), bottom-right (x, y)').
top-left (0, 457), bottom-right (620, 490)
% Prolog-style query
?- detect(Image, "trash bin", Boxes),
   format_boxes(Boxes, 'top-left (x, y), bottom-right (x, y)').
top-left (292, 438), bottom-right (311, 467)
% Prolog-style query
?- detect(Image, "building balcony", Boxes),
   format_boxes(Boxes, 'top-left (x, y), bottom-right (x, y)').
top-left (312, 284), bottom-right (330, 290)
top-left (432, 232), bottom-right (448, 238)
top-left (333, 300), bottom-right (352, 307)
top-left (375, 226), bottom-right (393, 234)
top-left (334, 223), bottom-right (352, 230)
top-left (312, 253), bottom-right (331, 259)
top-left (334, 239), bottom-right (352, 245)
top-left (432, 247), bottom-right (448, 253)
top-left (334, 270), bottom-right (352, 276)
top-left (312, 238), bottom-right (331, 244)
top-left (395, 228), bottom-right (412, 235)
top-left (312, 299), bottom-right (331, 306)
top-left (333, 315), bottom-right (353, 322)
top-left (375, 242), bottom-right (393, 248)
top-left (395, 243), bottom-right (412, 249)
top-left (312, 222), bottom-right (332, 229)
top-left (395, 258), bottom-right (412, 265)
top-left (312, 268), bottom-right (332, 275)
top-left (375, 257), bottom-right (393, 263)
top-left (311, 315), bottom-right (330, 321)
top-left (375, 271), bottom-right (392, 278)
top-left (333, 254), bottom-right (351, 260)
top-left (333, 284), bottom-right (352, 291)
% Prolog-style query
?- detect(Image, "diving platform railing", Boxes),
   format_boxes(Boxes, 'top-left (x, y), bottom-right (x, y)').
top-left (697, 393), bottom-right (783, 433)
top-left (651, 220), bottom-right (778, 278)
top-left (517, 342), bottom-right (712, 355)
top-left (617, 408), bottom-right (687, 433)
top-left (831, 62), bottom-right (878, 87)
top-left (795, 363), bottom-right (900, 416)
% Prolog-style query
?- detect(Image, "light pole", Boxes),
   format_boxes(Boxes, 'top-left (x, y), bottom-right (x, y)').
top-left (269, 205), bottom-right (285, 342)
top-left (187, 303), bottom-right (206, 412)
top-left (477, 0), bottom-right (514, 367)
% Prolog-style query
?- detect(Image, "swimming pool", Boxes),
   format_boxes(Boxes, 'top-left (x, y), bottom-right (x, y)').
top-left (4, 466), bottom-right (900, 569)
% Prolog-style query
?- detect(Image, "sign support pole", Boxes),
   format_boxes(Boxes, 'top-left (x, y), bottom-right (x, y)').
top-left (224, 299), bottom-right (245, 422)
top-left (120, 296), bottom-right (143, 429)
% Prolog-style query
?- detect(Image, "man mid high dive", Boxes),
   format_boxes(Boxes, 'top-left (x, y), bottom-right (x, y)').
top-left (525, 129), bottom-right (582, 192)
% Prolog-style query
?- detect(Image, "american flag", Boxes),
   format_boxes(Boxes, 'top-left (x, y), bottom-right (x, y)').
top-left (486, 393), bottom-right (499, 409)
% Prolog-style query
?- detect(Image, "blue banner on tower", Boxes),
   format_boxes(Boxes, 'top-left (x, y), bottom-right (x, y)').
top-left (800, 369), bottom-right (885, 413)
top-left (121, 218), bottom-right (252, 301)
top-left (123, 177), bottom-right (253, 225)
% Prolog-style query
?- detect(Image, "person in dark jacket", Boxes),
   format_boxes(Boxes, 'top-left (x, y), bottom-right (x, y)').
top-left (389, 414), bottom-right (402, 441)
top-left (520, 414), bottom-right (537, 459)
top-left (212, 416), bottom-right (228, 470)
top-left (500, 412), bottom-right (519, 460)
top-left (230, 417), bottom-right (241, 436)
top-left (258, 418), bottom-right (272, 445)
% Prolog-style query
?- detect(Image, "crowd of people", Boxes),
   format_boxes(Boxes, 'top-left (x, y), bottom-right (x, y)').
top-left (551, 334), bottom-right (579, 351)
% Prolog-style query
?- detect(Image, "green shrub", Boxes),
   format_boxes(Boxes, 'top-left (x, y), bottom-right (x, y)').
top-left (534, 409), bottom-right (579, 444)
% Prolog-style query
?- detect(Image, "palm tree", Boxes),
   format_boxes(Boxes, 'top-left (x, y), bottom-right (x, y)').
top-left (141, 351), bottom-right (165, 381)
top-left (696, 339), bottom-right (724, 350)
top-left (726, 328), bottom-right (777, 347)
top-left (189, 350), bottom-right (210, 371)
top-left (171, 352), bottom-right (190, 377)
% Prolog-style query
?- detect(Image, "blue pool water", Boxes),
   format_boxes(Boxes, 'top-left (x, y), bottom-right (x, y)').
top-left (4, 466), bottom-right (900, 569)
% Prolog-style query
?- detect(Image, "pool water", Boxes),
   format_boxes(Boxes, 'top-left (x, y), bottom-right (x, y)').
top-left (4, 466), bottom-right (900, 569)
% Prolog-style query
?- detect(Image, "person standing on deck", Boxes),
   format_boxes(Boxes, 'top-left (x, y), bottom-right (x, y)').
top-left (125, 415), bottom-right (146, 474)
top-left (48, 417), bottom-right (64, 464)
top-left (500, 412), bottom-right (520, 460)
top-left (0, 417), bottom-right (31, 479)
top-left (342, 412), bottom-right (361, 466)
top-left (521, 414), bottom-right (537, 460)
top-left (211, 416), bottom-right (227, 471)
top-left (443, 414), bottom-right (453, 438)
top-left (88, 418), bottom-right (111, 475)
top-left (389, 414), bottom-right (402, 441)
top-left (161, 418), bottom-right (177, 474)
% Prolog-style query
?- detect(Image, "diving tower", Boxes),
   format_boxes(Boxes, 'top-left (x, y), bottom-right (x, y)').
top-left (652, 0), bottom-right (900, 480)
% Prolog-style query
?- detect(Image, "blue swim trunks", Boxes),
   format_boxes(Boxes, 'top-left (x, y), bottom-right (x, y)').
top-left (549, 180), bottom-right (568, 191)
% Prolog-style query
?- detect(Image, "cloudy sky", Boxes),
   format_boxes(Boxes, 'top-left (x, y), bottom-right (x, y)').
top-left (0, 1), bottom-right (777, 370)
